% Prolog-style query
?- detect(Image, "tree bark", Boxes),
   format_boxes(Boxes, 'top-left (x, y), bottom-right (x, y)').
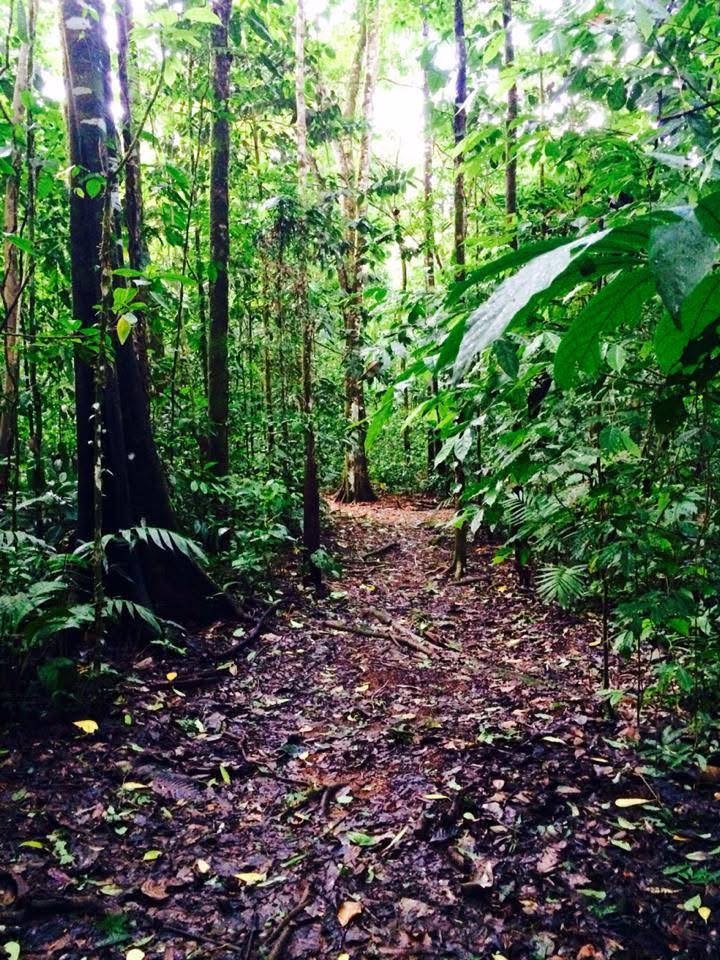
top-left (61, 0), bottom-right (235, 626)
top-left (0, 0), bottom-right (36, 497)
top-left (206, 0), bottom-right (231, 476)
top-left (116, 0), bottom-right (154, 386)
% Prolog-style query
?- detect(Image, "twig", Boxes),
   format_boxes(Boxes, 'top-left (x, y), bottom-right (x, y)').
top-left (362, 540), bottom-right (399, 561)
top-left (221, 601), bottom-right (281, 659)
top-left (156, 921), bottom-right (247, 955)
top-left (263, 891), bottom-right (312, 957)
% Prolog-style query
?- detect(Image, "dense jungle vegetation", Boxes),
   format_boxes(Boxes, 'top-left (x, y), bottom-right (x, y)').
top-left (2, 0), bottom-right (720, 956)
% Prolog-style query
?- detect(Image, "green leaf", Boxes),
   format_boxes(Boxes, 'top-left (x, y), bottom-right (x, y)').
top-left (493, 339), bottom-right (519, 378)
top-left (346, 830), bottom-right (380, 847)
top-left (116, 314), bottom-right (134, 345)
top-left (654, 272), bottom-right (720, 372)
top-left (695, 189), bottom-right (720, 240)
top-left (3, 943), bottom-right (20, 960)
top-left (554, 269), bottom-right (655, 388)
top-left (183, 6), bottom-right (221, 24)
top-left (649, 209), bottom-right (718, 317)
top-left (453, 228), bottom-right (611, 380)
top-left (599, 426), bottom-right (640, 458)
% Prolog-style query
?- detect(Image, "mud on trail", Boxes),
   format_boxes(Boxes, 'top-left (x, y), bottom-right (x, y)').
top-left (1, 498), bottom-right (718, 959)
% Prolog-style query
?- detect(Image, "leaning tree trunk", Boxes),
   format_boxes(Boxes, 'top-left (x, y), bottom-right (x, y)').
top-left (450, 0), bottom-right (468, 580)
top-left (0, 0), bottom-right (36, 497)
top-left (206, 0), bottom-right (231, 476)
top-left (336, 0), bottom-right (379, 503)
top-left (61, 0), bottom-right (235, 626)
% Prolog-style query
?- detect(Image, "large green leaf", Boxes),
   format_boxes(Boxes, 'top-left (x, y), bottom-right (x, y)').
top-left (695, 189), bottom-right (720, 240)
top-left (452, 229), bottom-right (612, 380)
top-left (654, 272), bottom-right (720, 373)
top-left (649, 209), bottom-right (718, 317)
top-left (554, 268), bottom-right (656, 388)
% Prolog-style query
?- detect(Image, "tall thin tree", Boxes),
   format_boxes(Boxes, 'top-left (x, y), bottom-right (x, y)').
top-left (295, 0), bottom-right (321, 583)
top-left (336, 0), bottom-right (380, 503)
top-left (206, 0), bottom-right (231, 476)
top-left (450, 0), bottom-right (468, 579)
top-left (0, 0), bottom-right (37, 497)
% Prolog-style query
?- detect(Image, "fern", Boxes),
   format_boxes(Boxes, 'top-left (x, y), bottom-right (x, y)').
top-left (0, 529), bottom-right (55, 553)
top-left (104, 597), bottom-right (162, 635)
top-left (119, 525), bottom-right (207, 563)
top-left (536, 564), bottom-right (587, 607)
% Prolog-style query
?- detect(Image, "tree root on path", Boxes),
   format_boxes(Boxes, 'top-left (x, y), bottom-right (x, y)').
top-left (319, 618), bottom-right (440, 658)
top-left (262, 888), bottom-right (312, 960)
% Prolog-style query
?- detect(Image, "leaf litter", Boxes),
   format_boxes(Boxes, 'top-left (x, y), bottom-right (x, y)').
top-left (1, 496), bottom-right (718, 958)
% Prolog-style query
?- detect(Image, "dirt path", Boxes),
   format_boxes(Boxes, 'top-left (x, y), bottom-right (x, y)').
top-left (1, 499), bottom-right (717, 959)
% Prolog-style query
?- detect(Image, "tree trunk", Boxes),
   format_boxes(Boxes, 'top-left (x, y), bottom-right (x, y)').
top-left (0, 0), bottom-right (36, 497)
top-left (206, 0), bottom-right (231, 476)
top-left (336, 0), bottom-right (379, 503)
top-left (116, 0), bottom-right (153, 387)
top-left (451, 0), bottom-right (468, 579)
top-left (295, 0), bottom-right (322, 582)
top-left (61, 0), bottom-right (235, 626)
top-left (503, 0), bottom-right (518, 241)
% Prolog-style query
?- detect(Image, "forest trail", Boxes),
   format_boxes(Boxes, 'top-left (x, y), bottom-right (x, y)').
top-left (2, 499), bottom-right (717, 959)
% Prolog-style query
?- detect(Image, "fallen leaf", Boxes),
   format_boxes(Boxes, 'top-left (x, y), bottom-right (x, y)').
top-left (699, 905), bottom-right (711, 922)
top-left (126, 950), bottom-right (145, 960)
top-left (140, 877), bottom-right (169, 901)
top-left (234, 872), bottom-right (266, 886)
top-left (166, 672), bottom-right (178, 682)
top-left (337, 899), bottom-right (363, 927)
top-left (195, 858), bottom-right (211, 874)
top-left (685, 850), bottom-right (709, 862)
top-left (73, 720), bottom-right (98, 735)
top-left (537, 847), bottom-right (561, 874)
top-left (142, 849), bottom-right (162, 861)
top-left (121, 782), bottom-right (149, 791)
top-left (3, 943), bottom-right (20, 960)
top-left (614, 798), bottom-right (649, 808)
top-left (100, 883), bottom-right (124, 896)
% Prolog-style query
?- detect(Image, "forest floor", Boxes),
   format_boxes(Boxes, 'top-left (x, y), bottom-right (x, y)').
top-left (1, 497), bottom-right (719, 960)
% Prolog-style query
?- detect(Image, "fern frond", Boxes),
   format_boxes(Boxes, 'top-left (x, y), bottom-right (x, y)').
top-left (536, 563), bottom-right (587, 607)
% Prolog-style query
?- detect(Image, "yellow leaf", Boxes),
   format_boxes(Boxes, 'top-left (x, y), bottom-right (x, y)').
top-left (337, 899), bottom-right (363, 927)
top-left (234, 872), bottom-right (266, 886)
top-left (166, 671), bottom-right (178, 682)
top-left (142, 849), bottom-right (162, 861)
top-left (195, 858), bottom-right (211, 874)
top-left (421, 793), bottom-right (449, 801)
top-left (699, 906), bottom-right (711, 922)
top-left (337, 954), bottom-right (351, 960)
top-left (73, 719), bottom-right (98, 734)
top-left (614, 798), bottom-right (649, 808)
top-left (126, 950), bottom-right (145, 960)
top-left (121, 782), bottom-right (149, 791)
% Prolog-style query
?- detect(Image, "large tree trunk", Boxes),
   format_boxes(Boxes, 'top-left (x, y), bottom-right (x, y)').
top-left (61, 0), bottom-right (235, 626)
top-left (451, 0), bottom-right (468, 579)
top-left (295, 0), bottom-right (321, 583)
top-left (0, 0), bottom-right (36, 497)
top-left (206, 0), bottom-right (231, 476)
top-left (336, 0), bottom-right (379, 504)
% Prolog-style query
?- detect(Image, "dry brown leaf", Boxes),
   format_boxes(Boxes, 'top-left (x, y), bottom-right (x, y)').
top-left (337, 899), bottom-right (363, 927)
top-left (537, 847), bottom-right (561, 874)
